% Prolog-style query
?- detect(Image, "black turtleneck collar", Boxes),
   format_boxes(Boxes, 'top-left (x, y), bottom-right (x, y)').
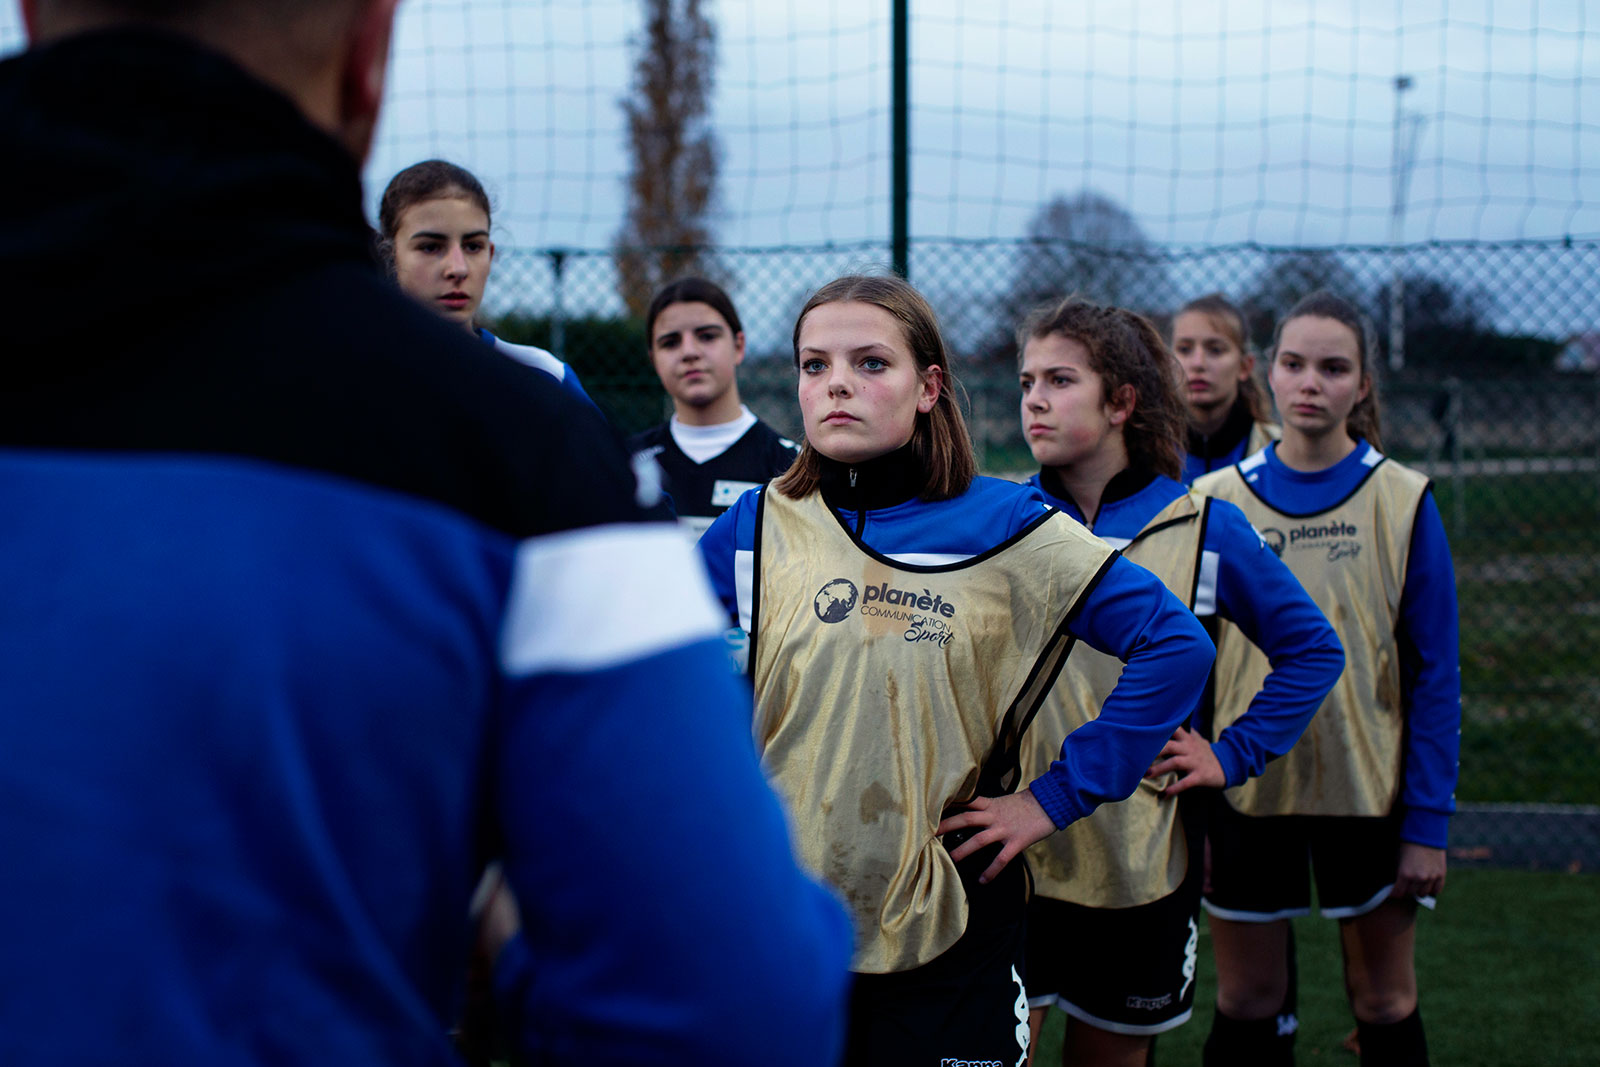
top-left (819, 442), bottom-right (925, 512)
top-left (1038, 465), bottom-right (1156, 522)
top-left (1187, 394), bottom-right (1258, 460)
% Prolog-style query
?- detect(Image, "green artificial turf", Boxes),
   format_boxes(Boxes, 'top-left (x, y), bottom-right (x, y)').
top-left (1033, 867), bottom-right (1600, 1066)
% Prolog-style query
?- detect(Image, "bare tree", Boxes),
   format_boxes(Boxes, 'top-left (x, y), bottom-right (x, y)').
top-left (1006, 191), bottom-right (1169, 315)
top-left (1240, 249), bottom-right (1364, 348)
top-left (980, 190), bottom-right (1169, 361)
top-left (613, 0), bottom-right (721, 318)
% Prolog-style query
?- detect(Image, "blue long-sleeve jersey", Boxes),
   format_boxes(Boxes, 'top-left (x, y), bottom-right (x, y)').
top-left (699, 476), bottom-right (1216, 829)
top-left (1027, 471), bottom-right (1344, 787)
top-left (1233, 442), bottom-right (1462, 847)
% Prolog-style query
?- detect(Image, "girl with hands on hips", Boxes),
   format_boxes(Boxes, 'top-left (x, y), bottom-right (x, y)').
top-left (697, 277), bottom-right (1215, 1067)
top-left (1011, 296), bottom-right (1341, 1067)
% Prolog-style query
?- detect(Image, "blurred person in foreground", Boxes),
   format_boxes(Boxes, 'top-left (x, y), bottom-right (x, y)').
top-left (0, 2), bottom-right (852, 1065)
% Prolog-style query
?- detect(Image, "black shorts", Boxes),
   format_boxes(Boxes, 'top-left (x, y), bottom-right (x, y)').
top-left (843, 838), bottom-right (1031, 1067)
top-left (1025, 882), bottom-right (1201, 1035)
top-left (1024, 791), bottom-right (1207, 1036)
top-left (1203, 800), bottom-right (1405, 921)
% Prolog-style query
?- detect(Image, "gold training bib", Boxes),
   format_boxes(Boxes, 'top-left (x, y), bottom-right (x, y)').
top-left (751, 489), bottom-right (1114, 973)
top-left (1023, 491), bottom-right (1210, 908)
top-left (1197, 454), bottom-right (1429, 817)
top-left (1249, 420), bottom-right (1283, 456)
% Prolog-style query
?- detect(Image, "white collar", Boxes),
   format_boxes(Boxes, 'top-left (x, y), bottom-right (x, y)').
top-left (669, 406), bottom-right (758, 464)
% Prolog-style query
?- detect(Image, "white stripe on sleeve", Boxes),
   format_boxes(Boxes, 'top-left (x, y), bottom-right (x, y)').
top-left (735, 549), bottom-right (755, 632)
top-left (501, 524), bottom-right (724, 675)
top-left (1193, 549), bottom-right (1220, 617)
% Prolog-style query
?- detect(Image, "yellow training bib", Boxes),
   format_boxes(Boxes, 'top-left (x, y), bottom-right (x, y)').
top-left (1196, 454), bottom-right (1428, 817)
top-left (751, 489), bottom-right (1114, 972)
top-left (1023, 491), bottom-right (1210, 908)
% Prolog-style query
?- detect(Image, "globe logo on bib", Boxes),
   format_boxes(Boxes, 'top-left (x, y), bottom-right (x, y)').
top-left (1260, 527), bottom-right (1287, 557)
top-left (813, 578), bottom-right (859, 623)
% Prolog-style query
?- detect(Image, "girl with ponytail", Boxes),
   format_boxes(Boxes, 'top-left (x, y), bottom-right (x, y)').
top-left (1194, 291), bottom-right (1460, 1067)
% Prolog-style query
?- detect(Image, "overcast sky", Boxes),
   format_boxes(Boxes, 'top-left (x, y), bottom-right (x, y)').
top-left (5, 1), bottom-right (1597, 340)
top-left (7, 0), bottom-right (1593, 250)
top-left (360, 0), bottom-right (1600, 251)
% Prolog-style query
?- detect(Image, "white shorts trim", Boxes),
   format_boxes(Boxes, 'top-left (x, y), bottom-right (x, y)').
top-left (1319, 882), bottom-right (1396, 920)
top-left (1205, 883), bottom-right (1435, 923)
top-left (1320, 884), bottom-right (1439, 919)
top-left (1201, 899), bottom-right (1311, 923)
top-left (1050, 996), bottom-right (1194, 1037)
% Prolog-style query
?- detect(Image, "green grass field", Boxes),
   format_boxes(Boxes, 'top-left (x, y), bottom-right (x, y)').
top-left (1032, 868), bottom-right (1600, 1066)
top-left (1432, 472), bottom-right (1599, 804)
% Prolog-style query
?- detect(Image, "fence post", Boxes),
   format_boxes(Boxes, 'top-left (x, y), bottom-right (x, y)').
top-left (975, 381), bottom-right (989, 473)
top-left (1447, 376), bottom-right (1465, 534)
top-left (548, 249), bottom-right (568, 362)
top-left (891, 0), bottom-right (910, 279)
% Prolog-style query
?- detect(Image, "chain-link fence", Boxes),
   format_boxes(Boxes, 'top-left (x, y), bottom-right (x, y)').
top-left (484, 238), bottom-right (1600, 869)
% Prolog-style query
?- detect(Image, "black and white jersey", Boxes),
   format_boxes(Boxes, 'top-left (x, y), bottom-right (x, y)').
top-left (630, 409), bottom-right (799, 535)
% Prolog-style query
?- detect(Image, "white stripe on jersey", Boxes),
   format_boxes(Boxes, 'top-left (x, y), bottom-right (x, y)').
top-left (492, 337), bottom-right (570, 383)
top-left (735, 548), bottom-right (755, 632)
top-left (501, 524), bottom-right (723, 675)
top-left (1097, 536), bottom-right (1134, 551)
top-left (1239, 450), bottom-right (1269, 476)
top-left (1193, 549), bottom-right (1220, 617)
top-left (1360, 444), bottom-right (1385, 467)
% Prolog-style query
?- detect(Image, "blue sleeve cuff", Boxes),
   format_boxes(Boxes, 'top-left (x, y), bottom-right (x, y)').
top-left (1401, 807), bottom-right (1452, 850)
top-left (1027, 770), bottom-right (1087, 829)
top-left (1210, 732), bottom-right (1250, 789)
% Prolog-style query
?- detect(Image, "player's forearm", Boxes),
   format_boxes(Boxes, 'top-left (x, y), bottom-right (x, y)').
top-left (1397, 495), bottom-right (1462, 849)
top-left (1213, 576), bottom-right (1344, 786)
top-left (1036, 561), bottom-right (1215, 826)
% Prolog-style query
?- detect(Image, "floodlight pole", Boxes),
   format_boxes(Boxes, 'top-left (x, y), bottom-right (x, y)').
top-left (1389, 75), bottom-right (1417, 372)
top-left (891, 0), bottom-right (910, 279)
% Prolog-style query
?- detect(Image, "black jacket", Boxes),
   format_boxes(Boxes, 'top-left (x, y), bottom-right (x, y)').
top-left (0, 27), bottom-right (635, 536)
